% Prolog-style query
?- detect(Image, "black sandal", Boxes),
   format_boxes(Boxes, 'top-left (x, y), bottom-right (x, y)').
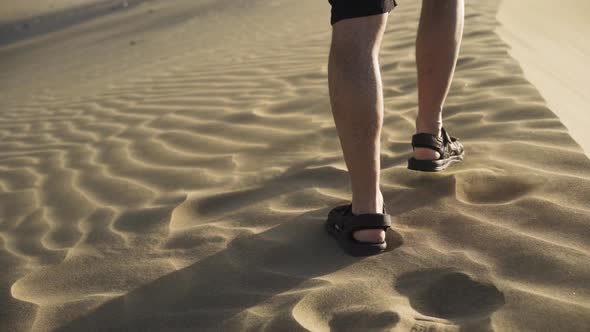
top-left (407, 127), bottom-right (464, 172)
top-left (325, 203), bottom-right (392, 256)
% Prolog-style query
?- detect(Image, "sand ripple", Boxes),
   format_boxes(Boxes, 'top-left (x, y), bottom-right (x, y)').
top-left (0, 0), bottom-right (589, 331)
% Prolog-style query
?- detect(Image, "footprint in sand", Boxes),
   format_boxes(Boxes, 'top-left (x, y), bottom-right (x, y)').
top-left (396, 269), bottom-right (505, 332)
top-left (455, 172), bottom-right (539, 205)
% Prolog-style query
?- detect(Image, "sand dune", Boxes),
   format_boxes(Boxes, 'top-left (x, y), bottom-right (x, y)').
top-left (497, 0), bottom-right (590, 157)
top-left (1, 0), bottom-right (590, 331)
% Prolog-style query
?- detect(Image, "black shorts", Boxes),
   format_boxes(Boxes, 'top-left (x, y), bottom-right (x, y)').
top-left (329, 0), bottom-right (397, 26)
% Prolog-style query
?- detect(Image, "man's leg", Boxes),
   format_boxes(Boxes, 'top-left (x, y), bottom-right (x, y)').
top-left (329, 14), bottom-right (388, 243)
top-left (414, 0), bottom-right (464, 160)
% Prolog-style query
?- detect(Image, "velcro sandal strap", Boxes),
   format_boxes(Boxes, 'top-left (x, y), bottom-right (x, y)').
top-left (411, 133), bottom-right (444, 155)
top-left (441, 127), bottom-right (464, 156)
top-left (340, 213), bottom-right (392, 233)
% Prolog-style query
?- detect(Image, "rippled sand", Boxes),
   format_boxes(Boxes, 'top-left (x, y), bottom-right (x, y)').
top-left (1, 1), bottom-right (589, 331)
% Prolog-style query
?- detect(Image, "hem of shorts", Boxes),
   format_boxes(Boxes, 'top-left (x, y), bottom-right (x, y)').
top-left (330, 0), bottom-right (397, 26)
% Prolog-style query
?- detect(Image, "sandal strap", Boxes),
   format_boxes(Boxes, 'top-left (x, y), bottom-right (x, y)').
top-left (411, 133), bottom-right (444, 155)
top-left (441, 127), bottom-right (463, 157)
top-left (334, 208), bottom-right (391, 233)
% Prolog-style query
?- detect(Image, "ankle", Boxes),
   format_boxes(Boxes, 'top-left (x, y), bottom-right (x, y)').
top-left (415, 118), bottom-right (442, 137)
top-left (351, 191), bottom-right (384, 215)
top-left (416, 126), bottom-right (441, 137)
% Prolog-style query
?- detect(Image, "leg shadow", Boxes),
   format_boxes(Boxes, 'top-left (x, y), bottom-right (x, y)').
top-left (395, 269), bottom-right (505, 332)
top-left (57, 208), bottom-right (403, 331)
top-left (385, 173), bottom-right (458, 218)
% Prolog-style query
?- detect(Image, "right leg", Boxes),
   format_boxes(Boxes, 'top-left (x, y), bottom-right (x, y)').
top-left (414, 0), bottom-right (464, 160)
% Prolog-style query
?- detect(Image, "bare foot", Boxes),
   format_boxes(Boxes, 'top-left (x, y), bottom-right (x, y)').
top-left (414, 146), bottom-right (440, 160)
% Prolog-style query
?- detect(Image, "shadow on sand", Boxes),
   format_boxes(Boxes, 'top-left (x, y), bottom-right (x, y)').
top-left (56, 161), bottom-right (504, 331)
top-left (57, 207), bottom-right (403, 331)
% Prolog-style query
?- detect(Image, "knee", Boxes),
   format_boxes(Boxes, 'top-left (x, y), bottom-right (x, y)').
top-left (330, 14), bottom-right (388, 56)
